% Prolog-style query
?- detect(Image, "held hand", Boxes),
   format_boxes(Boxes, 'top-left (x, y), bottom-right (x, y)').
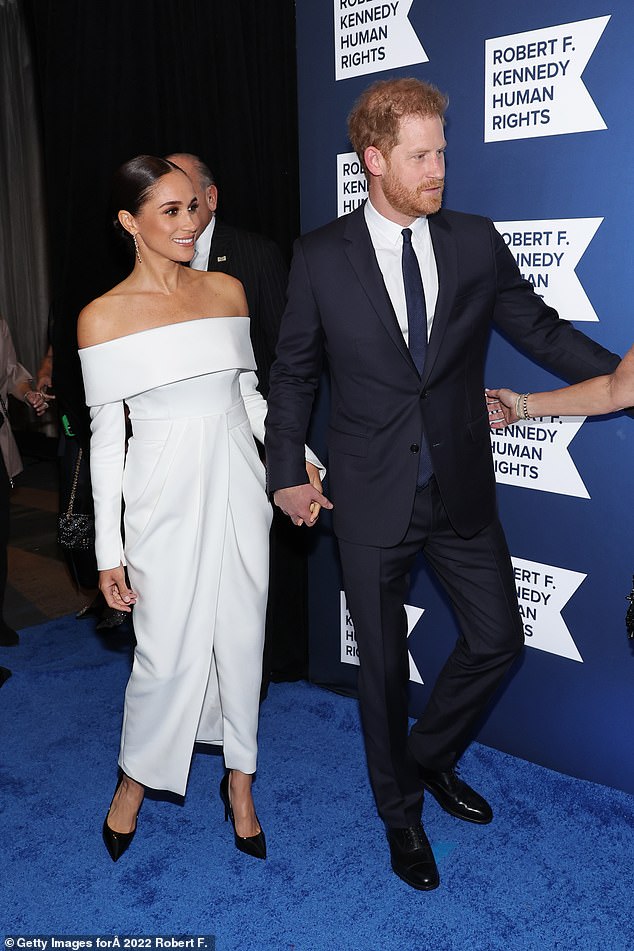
top-left (24, 389), bottom-right (55, 417)
top-left (99, 565), bottom-right (138, 612)
top-left (274, 481), bottom-right (333, 528)
top-left (305, 461), bottom-right (324, 523)
top-left (486, 387), bottom-right (519, 427)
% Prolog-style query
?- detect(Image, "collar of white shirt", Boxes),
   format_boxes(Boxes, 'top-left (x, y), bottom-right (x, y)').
top-left (364, 198), bottom-right (430, 249)
top-left (190, 216), bottom-right (216, 270)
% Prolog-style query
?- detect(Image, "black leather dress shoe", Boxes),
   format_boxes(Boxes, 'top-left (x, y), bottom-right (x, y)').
top-left (420, 767), bottom-right (493, 824)
top-left (387, 824), bottom-right (439, 890)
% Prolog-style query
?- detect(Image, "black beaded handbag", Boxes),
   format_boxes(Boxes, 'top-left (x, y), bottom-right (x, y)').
top-left (57, 448), bottom-right (95, 551)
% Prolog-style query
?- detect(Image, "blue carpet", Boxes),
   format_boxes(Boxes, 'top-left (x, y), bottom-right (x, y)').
top-left (1, 615), bottom-right (634, 951)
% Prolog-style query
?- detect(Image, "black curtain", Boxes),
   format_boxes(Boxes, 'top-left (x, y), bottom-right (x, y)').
top-left (20, 0), bottom-right (299, 436)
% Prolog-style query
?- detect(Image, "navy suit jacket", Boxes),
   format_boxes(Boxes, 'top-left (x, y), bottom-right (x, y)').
top-left (206, 219), bottom-right (288, 395)
top-left (265, 203), bottom-right (620, 547)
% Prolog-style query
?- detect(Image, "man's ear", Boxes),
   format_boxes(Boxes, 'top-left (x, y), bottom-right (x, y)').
top-left (206, 184), bottom-right (218, 214)
top-left (364, 146), bottom-right (386, 178)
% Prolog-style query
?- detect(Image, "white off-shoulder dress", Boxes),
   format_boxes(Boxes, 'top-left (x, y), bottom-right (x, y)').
top-left (79, 317), bottom-right (272, 795)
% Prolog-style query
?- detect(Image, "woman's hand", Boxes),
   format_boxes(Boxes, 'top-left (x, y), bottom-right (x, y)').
top-left (305, 461), bottom-right (326, 524)
top-left (486, 388), bottom-right (519, 427)
top-left (99, 565), bottom-right (138, 612)
top-left (24, 388), bottom-right (55, 417)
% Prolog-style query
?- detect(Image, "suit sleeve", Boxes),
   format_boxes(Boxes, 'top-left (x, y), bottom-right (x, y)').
top-left (265, 238), bottom-right (325, 493)
top-left (253, 240), bottom-right (288, 396)
top-left (89, 401), bottom-right (126, 571)
top-left (489, 220), bottom-right (621, 380)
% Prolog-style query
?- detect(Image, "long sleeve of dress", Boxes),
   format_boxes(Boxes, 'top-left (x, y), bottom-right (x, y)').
top-left (239, 368), bottom-right (325, 479)
top-left (239, 368), bottom-right (268, 444)
top-left (89, 401), bottom-right (127, 570)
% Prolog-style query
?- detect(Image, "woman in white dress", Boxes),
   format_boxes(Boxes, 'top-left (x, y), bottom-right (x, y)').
top-left (78, 156), bottom-right (326, 862)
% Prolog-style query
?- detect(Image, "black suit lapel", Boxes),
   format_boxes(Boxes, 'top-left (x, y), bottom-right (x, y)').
top-left (424, 212), bottom-right (458, 385)
top-left (343, 206), bottom-right (415, 373)
top-left (206, 220), bottom-right (234, 273)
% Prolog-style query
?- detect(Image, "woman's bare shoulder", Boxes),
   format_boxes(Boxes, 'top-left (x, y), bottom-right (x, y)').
top-left (194, 270), bottom-right (249, 317)
top-left (77, 286), bottom-right (130, 348)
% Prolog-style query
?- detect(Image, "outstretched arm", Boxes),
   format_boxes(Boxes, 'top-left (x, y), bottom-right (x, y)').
top-left (488, 343), bottom-right (634, 423)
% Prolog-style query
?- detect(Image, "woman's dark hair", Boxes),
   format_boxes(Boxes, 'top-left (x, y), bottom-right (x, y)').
top-left (111, 154), bottom-right (182, 248)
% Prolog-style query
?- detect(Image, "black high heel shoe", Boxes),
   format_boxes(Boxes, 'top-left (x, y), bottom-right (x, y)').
top-left (102, 774), bottom-right (141, 862)
top-left (219, 771), bottom-right (266, 860)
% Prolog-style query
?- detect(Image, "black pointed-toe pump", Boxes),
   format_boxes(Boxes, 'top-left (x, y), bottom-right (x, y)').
top-left (219, 771), bottom-right (266, 860)
top-left (102, 775), bottom-right (141, 862)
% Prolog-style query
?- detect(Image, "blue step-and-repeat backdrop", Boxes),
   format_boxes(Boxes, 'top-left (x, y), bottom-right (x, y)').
top-left (295, 0), bottom-right (634, 795)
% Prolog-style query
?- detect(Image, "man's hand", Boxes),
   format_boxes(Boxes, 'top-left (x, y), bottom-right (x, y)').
top-left (274, 475), bottom-right (333, 528)
top-left (99, 565), bottom-right (138, 612)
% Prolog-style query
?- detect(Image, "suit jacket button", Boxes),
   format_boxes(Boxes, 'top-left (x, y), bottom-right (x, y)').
top-left (410, 443), bottom-right (420, 453)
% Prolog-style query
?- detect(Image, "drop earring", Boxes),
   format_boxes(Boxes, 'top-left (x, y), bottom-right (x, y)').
top-left (133, 233), bottom-right (142, 264)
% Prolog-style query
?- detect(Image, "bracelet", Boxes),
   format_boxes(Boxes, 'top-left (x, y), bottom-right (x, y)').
top-left (515, 393), bottom-right (532, 420)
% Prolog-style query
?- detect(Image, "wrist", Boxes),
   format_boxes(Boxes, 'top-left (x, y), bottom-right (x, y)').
top-left (516, 392), bottom-right (533, 421)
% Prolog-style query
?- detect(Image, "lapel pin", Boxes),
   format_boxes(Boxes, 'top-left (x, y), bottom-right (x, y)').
top-left (217, 255), bottom-right (227, 262)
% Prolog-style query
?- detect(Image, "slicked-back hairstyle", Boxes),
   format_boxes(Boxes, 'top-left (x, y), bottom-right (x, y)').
top-left (111, 154), bottom-right (182, 248)
top-left (348, 77), bottom-right (448, 173)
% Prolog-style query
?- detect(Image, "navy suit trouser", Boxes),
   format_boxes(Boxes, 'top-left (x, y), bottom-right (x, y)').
top-left (338, 476), bottom-right (524, 829)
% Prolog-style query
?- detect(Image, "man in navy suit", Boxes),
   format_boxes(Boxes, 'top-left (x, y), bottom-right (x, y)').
top-left (264, 78), bottom-right (622, 890)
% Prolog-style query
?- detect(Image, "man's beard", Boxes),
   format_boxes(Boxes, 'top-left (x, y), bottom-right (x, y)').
top-left (382, 166), bottom-right (444, 218)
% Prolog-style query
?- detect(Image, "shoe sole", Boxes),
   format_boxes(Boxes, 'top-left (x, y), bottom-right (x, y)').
top-left (422, 782), bottom-right (493, 824)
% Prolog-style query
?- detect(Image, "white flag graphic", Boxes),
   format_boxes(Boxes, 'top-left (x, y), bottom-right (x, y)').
top-left (494, 218), bottom-right (603, 322)
top-left (485, 16), bottom-right (610, 142)
top-left (491, 417), bottom-right (589, 499)
top-left (334, 0), bottom-right (428, 82)
top-left (512, 557), bottom-right (585, 662)
top-left (337, 151), bottom-right (368, 218)
top-left (405, 604), bottom-right (424, 684)
top-left (341, 592), bottom-right (425, 683)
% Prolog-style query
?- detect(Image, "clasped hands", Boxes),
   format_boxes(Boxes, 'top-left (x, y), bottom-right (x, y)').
top-left (274, 395), bottom-right (517, 529)
top-left (24, 387), bottom-right (55, 417)
top-left (274, 461), bottom-right (333, 528)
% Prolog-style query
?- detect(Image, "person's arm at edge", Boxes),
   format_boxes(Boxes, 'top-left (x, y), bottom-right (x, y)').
top-left (488, 343), bottom-right (634, 423)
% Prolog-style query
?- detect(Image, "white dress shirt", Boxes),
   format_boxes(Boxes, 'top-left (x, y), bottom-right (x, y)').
top-left (190, 216), bottom-right (216, 271)
top-left (364, 199), bottom-right (439, 345)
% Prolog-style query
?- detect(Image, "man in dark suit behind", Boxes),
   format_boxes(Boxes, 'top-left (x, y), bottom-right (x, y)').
top-left (264, 78), bottom-right (623, 891)
top-left (167, 152), bottom-right (309, 693)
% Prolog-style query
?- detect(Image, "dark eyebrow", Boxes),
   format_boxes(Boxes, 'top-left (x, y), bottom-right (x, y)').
top-left (158, 196), bottom-right (198, 209)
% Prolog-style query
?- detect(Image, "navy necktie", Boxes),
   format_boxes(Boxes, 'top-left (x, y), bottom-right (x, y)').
top-left (402, 227), bottom-right (433, 487)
